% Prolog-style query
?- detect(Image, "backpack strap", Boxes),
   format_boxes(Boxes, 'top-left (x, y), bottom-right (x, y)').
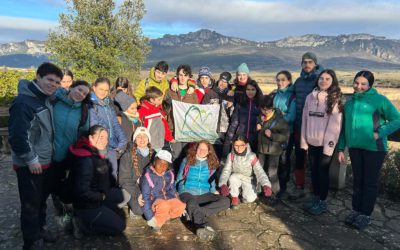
top-left (145, 78), bottom-right (150, 89)
top-left (169, 170), bottom-right (174, 186)
top-left (230, 152), bottom-right (234, 162)
top-left (182, 163), bottom-right (190, 180)
top-left (144, 172), bottom-right (155, 189)
top-left (250, 156), bottom-right (258, 167)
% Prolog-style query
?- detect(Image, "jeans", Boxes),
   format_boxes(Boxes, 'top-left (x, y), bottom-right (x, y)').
top-left (308, 145), bottom-right (333, 200)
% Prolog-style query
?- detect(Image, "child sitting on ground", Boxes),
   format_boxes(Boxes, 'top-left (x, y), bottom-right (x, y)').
top-left (219, 134), bottom-right (273, 208)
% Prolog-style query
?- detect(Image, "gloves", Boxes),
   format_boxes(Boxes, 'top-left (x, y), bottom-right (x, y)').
top-left (147, 217), bottom-right (158, 228)
top-left (219, 184), bottom-right (230, 197)
top-left (263, 186), bottom-right (272, 197)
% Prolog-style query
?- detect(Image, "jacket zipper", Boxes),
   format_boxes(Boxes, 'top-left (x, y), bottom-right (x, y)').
top-left (247, 99), bottom-right (252, 139)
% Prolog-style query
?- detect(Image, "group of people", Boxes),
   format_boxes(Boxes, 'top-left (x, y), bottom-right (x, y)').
top-left (8, 51), bottom-right (400, 250)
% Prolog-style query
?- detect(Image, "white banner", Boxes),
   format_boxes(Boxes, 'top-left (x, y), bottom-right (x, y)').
top-left (172, 100), bottom-right (220, 143)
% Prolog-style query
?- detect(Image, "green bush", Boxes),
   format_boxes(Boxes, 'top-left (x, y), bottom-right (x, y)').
top-left (380, 149), bottom-right (400, 201)
top-left (0, 70), bottom-right (35, 106)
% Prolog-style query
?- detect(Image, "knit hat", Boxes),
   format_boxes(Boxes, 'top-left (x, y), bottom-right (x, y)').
top-left (155, 150), bottom-right (172, 163)
top-left (237, 63), bottom-right (250, 75)
top-left (302, 52), bottom-right (318, 64)
top-left (132, 126), bottom-right (151, 142)
top-left (198, 66), bottom-right (212, 78)
top-left (114, 91), bottom-right (137, 111)
top-left (219, 72), bottom-right (232, 83)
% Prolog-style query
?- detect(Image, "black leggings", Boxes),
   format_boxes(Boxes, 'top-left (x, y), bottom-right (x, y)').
top-left (308, 145), bottom-right (333, 200)
top-left (349, 148), bottom-right (386, 216)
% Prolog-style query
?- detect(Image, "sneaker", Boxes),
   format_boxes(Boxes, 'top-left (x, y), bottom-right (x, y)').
top-left (55, 214), bottom-right (73, 231)
top-left (352, 214), bottom-right (371, 230)
top-left (288, 187), bottom-right (305, 200)
top-left (265, 196), bottom-right (279, 206)
top-left (129, 210), bottom-right (141, 220)
top-left (196, 226), bottom-right (216, 241)
top-left (183, 209), bottom-right (191, 221)
top-left (72, 216), bottom-right (84, 239)
top-left (40, 228), bottom-right (58, 243)
top-left (344, 210), bottom-right (360, 227)
top-left (231, 197), bottom-right (239, 209)
top-left (306, 200), bottom-right (327, 215)
top-left (302, 195), bottom-right (318, 210)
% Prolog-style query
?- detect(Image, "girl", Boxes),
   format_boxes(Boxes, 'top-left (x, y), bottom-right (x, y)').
top-left (338, 70), bottom-right (400, 230)
top-left (219, 135), bottom-right (272, 208)
top-left (176, 140), bottom-right (230, 240)
top-left (60, 69), bottom-right (74, 90)
top-left (300, 69), bottom-right (343, 215)
top-left (114, 91), bottom-right (140, 143)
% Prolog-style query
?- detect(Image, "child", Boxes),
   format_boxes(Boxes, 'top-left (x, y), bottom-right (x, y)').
top-left (257, 95), bottom-right (289, 203)
top-left (301, 69), bottom-right (343, 215)
top-left (140, 150), bottom-right (186, 230)
top-left (114, 91), bottom-right (141, 142)
top-left (219, 135), bottom-right (272, 208)
top-left (138, 86), bottom-right (175, 152)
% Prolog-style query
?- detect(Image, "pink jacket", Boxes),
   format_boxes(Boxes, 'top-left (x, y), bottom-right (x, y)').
top-left (300, 89), bottom-right (342, 156)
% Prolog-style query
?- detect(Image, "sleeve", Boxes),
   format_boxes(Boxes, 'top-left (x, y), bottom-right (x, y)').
top-left (270, 119), bottom-right (289, 143)
top-left (175, 158), bottom-right (187, 190)
top-left (73, 158), bottom-right (104, 202)
top-left (117, 148), bottom-right (136, 194)
top-left (209, 169), bottom-right (217, 193)
top-left (323, 104), bottom-right (343, 156)
top-left (166, 171), bottom-right (178, 199)
top-left (89, 106), bottom-right (100, 127)
top-left (219, 153), bottom-right (233, 186)
top-left (337, 115), bottom-right (346, 152)
top-left (378, 97), bottom-right (400, 138)
top-left (252, 155), bottom-right (272, 188)
top-left (284, 98), bottom-right (296, 124)
top-left (133, 79), bottom-right (146, 103)
top-left (162, 113), bottom-right (174, 141)
top-left (8, 101), bottom-right (39, 165)
top-left (139, 174), bottom-right (154, 220)
top-left (300, 96), bottom-right (309, 151)
top-left (111, 109), bottom-right (128, 151)
top-left (225, 105), bottom-right (240, 143)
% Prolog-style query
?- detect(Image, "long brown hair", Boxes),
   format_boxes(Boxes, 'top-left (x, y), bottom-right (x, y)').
top-left (131, 141), bottom-right (154, 177)
top-left (316, 69), bottom-right (343, 114)
top-left (186, 140), bottom-right (219, 170)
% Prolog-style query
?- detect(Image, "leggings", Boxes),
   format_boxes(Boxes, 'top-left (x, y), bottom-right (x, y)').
top-left (308, 145), bottom-right (333, 200)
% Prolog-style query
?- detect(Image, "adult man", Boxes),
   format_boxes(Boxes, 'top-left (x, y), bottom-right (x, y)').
top-left (290, 52), bottom-right (324, 200)
top-left (8, 62), bottom-right (63, 249)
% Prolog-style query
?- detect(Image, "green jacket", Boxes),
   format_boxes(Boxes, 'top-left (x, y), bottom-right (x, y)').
top-left (257, 110), bottom-right (289, 155)
top-left (134, 67), bottom-right (170, 102)
top-left (338, 88), bottom-right (400, 152)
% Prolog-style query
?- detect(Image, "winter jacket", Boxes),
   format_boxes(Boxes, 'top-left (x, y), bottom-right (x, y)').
top-left (338, 88), bottom-right (400, 152)
top-left (138, 100), bottom-right (174, 149)
top-left (53, 88), bottom-right (90, 162)
top-left (89, 92), bottom-right (127, 151)
top-left (175, 158), bottom-right (217, 195)
top-left (8, 80), bottom-right (54, 167)
top-left (270, 84), bottom-right (296, 133)
top-left (140, 166), bottom-right (177, 220)
top-left (257, 110), bottom-right (289, 155)
top-left (163, 88), bottom-right (199, 134)
top-left (293, 65), bottom-right (324, 129)
top-left (134, 67), bottom-right (170, 102)
top-left (233, 80), bottom-right (248, 105)
top-left (219, 146), bottom-right (271, 188)
top-left (300, 89), bottom-right (342, 156)
top-left (67, 137), bottom-right (116, 209)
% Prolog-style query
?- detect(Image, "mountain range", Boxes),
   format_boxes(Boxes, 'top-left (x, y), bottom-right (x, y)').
top-left (1, 29), bottom-right (400, 71)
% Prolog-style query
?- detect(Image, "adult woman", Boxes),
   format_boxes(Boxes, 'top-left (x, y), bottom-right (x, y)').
top-left (176, 140), bottom-right (230, 240)
top-left (90, 77), bottom-right (127, 179)
top-left (338, 70), bottom-right (400, 230)
top-left (60, 69), bottom-right (74, 90)
top-left (232, 63), bottom-right (254, 104)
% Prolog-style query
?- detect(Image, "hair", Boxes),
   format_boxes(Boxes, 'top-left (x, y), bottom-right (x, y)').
top-left (233, 134), bottom-right (248, 144)
top-left (62, 69), bottom-right (74, 80)
top-left (354, 70), bottom-right (375, 87)
top-left (316, 69), bottom-right (343, 114)
top-left (36, 62), bottom-right (63, 79)
top-left (186, 140), bottom-right (219, 170)
top-left (276, 70), bottom-right (292, 83)
top-left (155, 61), bottom-right (169, 73)
top-left (176, 64), bottom-right (193, 79)
top-left (260, 94), bottom-right (274, 109)
top-left (93, 77), bottom-right (111, 87)
top-left (131, 138), bottom-right (154, 177)
top-left (88, 124), bottom-right (107, 137)
top-left (144, 86), bottom-right (163, 101)
top-left (233, 75), bottom-right (253, 86)
top-left (239, 80), bottom-right (263, 107)
top-left (110, 76), bottom-right (131, 99)
top-left (70, 80), bottom-right (92, 129)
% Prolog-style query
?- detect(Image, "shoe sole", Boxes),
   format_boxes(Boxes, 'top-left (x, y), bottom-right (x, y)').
top-left (197, 229), bottom-right (216, 241)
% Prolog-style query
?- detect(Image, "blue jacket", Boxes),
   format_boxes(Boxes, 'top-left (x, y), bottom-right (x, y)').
top-left (271, 84), bottom-right (296, 133)
top-left (8, 80), bottom-right (54, 166)
top-left (293, 65), bottom-right (324, 129)
top-left (139, 166), bottom-right (177, 220)
top-left (176, 158), bottom-right (216, 195)
top-left (53, 88), bottom-right (89, 162)
top-left (89, 92), bottom-right (127, 151)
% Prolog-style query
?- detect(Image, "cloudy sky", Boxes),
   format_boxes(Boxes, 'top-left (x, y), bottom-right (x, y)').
top-left (1, 0), bottom-right (399, 43)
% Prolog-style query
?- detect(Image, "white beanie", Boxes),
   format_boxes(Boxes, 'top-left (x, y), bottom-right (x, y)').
top-left (132, 127), bottom-right (151, 142)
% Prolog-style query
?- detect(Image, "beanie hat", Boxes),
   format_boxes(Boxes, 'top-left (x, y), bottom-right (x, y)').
top-left (219, 72), bottom-right (232, 83)
top-left (198, 66), bottom-right (212, 78)
top-left (237, 63), bottom-right (250, 75)
top-left (155, 150), bottom-right (172, 163)
top-left (302, 52), bottom-right (318, 64)
top-left (114, 91), bottom-right (137, 111)
top-left (132, 126), bottom-right (151, 142)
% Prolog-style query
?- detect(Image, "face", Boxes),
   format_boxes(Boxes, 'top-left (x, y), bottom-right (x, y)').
top-left (135, 133), bottom-right (149, 148)
top-left (125, 102), bottom-right (138, 118)
top-left (276, 74), bottom-right (290, 89)
top-left (36, 73), bottom-right (61, 95)
top-left (237, 73), bottom-right (248, 83)
top-left (246, 85), bottom-right (257, 99)
top-left (318, 72), bottom-right (333, 91)
top-left (89, 129), bottom-right (108, 151)
top-left (60, 75), bottom-right (73, 90)
top-left (261, 107), bottom-right (274, 116)
top-left (69, 85), bottom-right (90, 102)
top-left (154, 69), bottom-right (167, 82)
top-left (353, 76), bottom-right (370, 93)
top-left (178, 69), bottom-right (190, 85)
top-left (233, 140), bottom-right (247, 154)
top-left (150, 96), bottom-right (163, 107)
top-left (302, 59), bottom-right (316, 73)
top-left (199, 76), bottom-right (210, 88)
top-left (196, 142), bottom-right (209, 158)
top-left (218, 79), bottom-right (228, 90)
top-left (92, 82), bottom-right (110, 100)
top-left (154, 158), bottom-right (168, 175)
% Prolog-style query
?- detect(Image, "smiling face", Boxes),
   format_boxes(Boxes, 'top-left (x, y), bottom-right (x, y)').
top-left (246, 84), bottom-right (257, 99)
top-left (36, 73), bottom-right (61, 95)
top-left (60, 75), bottom-right (73, 90)
top-left (237, 73), bottom-right (248, 83)
top-left (89, 129), bottom-right (108, 151)
top-left (353, 76), bottom-right (370, 93)
top-left (276, 73), bottom-right (290, 89)
top-left (154, 158), bottom-right (168, 175)
top-left (69, 85), bottom-right (90, 102)
top-left (196, 142), bottom-right (209, 158)
top-left (233, 140), bottom-right (247, 154)
top-left (135, 133), bottom-right (149, 148)
top-left (92, 82), bottom-right (110, 100)
top-left (154, 69), bottom-right (167, 82)
top-left (218, 79), bottom-right (228, 90)
top-left (318, 72), bottom-right (333, 91)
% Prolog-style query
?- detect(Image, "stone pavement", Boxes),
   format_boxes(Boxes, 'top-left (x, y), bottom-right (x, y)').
top-left (1, 154), bottom-right (400, 250)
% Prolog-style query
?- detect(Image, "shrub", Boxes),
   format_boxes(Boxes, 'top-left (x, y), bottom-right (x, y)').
top-left (0, 70), bottom-right (35, 106)
top-left (379, 149), bottom-right (400, 201)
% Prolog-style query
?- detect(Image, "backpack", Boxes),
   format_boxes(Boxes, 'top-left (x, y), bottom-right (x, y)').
top-left (144, 170), bottom-right (174, 189)
top-left (229, 152), bottom-right (258, 166)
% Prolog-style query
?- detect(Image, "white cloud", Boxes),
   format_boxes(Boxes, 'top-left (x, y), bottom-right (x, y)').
top-left (0, 16), bottom-right (57, 31)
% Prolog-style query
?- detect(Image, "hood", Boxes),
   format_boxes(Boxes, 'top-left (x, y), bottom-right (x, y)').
top-left (90, 92), bottom-right (109, 106)
top-left (300, 64), bottom-right (324, 81)
top-left (69, 136), bottom-right (103, 157)
top-left (311, 88), bottom-right (328, 103)
top-left (148, 67), bottom-right (160, 83)
top-left (55, 88), bottom-right (82, 108)
top-left (353, 87), bottom-right (378, 100)
top-left (17, 79), bottom-right (48, 99)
